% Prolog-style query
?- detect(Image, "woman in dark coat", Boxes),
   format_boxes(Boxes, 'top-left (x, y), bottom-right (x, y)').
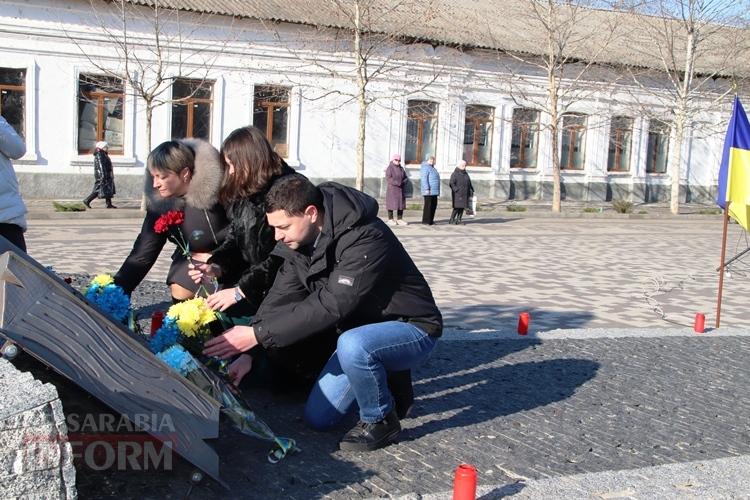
top-left (449, 160), bottom-right (474, 225)
top-left (189, 126), bottom-right (308, 387)
top-left (384, 153), bottom-right (408, 225)
top-left (83, 141), bottom-right (116, 208)
top-left (113, 139), bottom-right (229, 302)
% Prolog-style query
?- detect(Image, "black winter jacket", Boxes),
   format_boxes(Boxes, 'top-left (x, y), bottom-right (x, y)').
top-left (93, 149), bottom-right (116, 199)
top-left (449, 168), bottom-right (473, 209)
top-left (252, 182), bottom-right (442, 350)
top-left (208, 164), bottom-right (297, 311)
top-left (114, 138), bottom-right (228, 295)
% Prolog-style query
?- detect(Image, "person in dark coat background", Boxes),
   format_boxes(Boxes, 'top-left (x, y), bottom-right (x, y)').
top-left (384, 153), bottom-right (408, 226)
top-left (83, 141), bottom-right (116, 209)
top-left (449, 160), bottom-right (473, 225)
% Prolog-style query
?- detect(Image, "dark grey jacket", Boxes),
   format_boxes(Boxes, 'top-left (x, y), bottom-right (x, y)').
top-left (252, 182), bottom-right (442, 350)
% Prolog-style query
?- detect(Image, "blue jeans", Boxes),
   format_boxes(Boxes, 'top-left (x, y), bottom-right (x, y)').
top-left (304, 321), bottom-right (438, 429)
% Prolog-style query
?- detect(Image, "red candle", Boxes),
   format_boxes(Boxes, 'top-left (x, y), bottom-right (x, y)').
top-left (517, 312), bottom-right (530, 335)
top-left (694, 313), bottom-right (705, 333)
top-left (150, 310), bottom-right (165, 336)
top-left (453, 464), bottom-right (477, 500)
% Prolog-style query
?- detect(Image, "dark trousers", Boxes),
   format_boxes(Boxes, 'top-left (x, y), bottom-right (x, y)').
top-left (0, 223), bottom-right (26, 252)
top-left (84, 190), bottom-right (113, 207)
top-left (449, 208), bottom-right (464, 224)
top-left (422, 195), bottom-right (438, 225)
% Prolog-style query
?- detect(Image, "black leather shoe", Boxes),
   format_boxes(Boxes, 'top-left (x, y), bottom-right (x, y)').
top-left (339, 410), bottom-right (401, 452)
top-left (106, 204), bottom-right (117, 209)
top-left (82, 200), bottom-right (91, 209)
top-left (388, 370), bottom-right (414, 419)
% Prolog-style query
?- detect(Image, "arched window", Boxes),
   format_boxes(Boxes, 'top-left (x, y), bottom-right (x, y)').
top-left (510, 108), bottom-right (540, 168)
top-left (463, 105), bottom-right (494, 166)
top-left (405, 100), bottom-right (438, 164)
top-left (560, 113), bottom-right (587, 170)
top-left (607, 116), bottom-right (634, 172)
top-left (78, 74), bottom-right (124, 154)
top-left (171, 78), bottom-right (213, 140)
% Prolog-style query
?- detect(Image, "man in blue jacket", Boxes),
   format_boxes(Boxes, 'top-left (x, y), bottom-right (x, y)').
top-left (203, 174), bottom-right (442, 451)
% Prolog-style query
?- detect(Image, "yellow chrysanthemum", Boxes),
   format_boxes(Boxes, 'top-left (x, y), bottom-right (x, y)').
top-left (166, 298), bottom-right (216, 338)
top-left (91, 274), bottom-right (114, 287)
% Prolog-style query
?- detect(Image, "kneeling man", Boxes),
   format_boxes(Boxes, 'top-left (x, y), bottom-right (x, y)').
top-left (203, 174), bottom-right (442, 451)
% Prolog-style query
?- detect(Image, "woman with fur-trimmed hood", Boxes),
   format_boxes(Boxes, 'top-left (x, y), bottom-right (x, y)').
top-left (114, 139), bottom-right (229, 301)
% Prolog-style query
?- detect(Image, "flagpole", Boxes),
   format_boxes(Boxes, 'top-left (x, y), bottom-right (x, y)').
top-left (716, 203), bottom-right (730, 328)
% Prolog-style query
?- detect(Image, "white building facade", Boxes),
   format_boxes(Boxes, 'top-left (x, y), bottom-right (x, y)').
top-left (0, 0), bottom-right (737, 203)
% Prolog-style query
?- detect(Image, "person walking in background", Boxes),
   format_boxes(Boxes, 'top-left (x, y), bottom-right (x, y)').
top-left (0, 114), bottom-right (28, 251)
top-left (384, 153), bottom-right (408, 226)
top-left (449, 160), bottom-right (474, 225)
top-left (83, 141), bottom-right (116, 209)
top-left (420, 155), bottom-right (439, 225)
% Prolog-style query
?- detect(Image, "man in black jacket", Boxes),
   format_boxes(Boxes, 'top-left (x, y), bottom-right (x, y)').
top-left (203, 174), bottom-right (442, 451)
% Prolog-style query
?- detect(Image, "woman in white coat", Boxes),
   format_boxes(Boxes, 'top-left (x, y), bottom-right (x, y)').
top-left (0, 115), bottom-right (27, 251)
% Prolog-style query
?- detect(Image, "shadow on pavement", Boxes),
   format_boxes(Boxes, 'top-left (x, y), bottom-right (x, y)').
top-left (404, 340), bottom-right (600, 441)
top-left (441, 304), bottom-right (597, 331)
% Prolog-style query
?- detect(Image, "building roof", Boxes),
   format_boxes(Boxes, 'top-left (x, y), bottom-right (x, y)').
top-left (123, 0), bottom-right (750, 77)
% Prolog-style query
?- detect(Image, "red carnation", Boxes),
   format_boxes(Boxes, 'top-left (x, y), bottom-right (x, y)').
top-left (154, 210), bottom-right (185, 234)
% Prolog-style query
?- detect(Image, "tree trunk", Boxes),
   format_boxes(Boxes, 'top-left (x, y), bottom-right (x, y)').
top-left (140, 104), bottom-right (153, 211)
top-left (356, 96), bottom-right (366, 191)
top-left (551, 120), bottom-right (561, 213)
top-left (669, 115), bottom-right (685, 215)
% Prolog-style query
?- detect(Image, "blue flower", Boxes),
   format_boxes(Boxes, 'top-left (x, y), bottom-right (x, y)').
top-left (156, 345), bottom-right (198, 376)
top-left (85, 283), bottom-right (131, 323)
top-left (149, 318), bottom-right (181, 354)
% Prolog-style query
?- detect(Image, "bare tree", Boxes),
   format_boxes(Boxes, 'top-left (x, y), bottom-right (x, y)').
top-left (473, 0), bottom-right (625, 212)
top-left (622, 0), bottom-right (749, 214)
top-left (65, 0), bottom-right (232, 206)
top-left (265, 0), bottom-right (443, 191)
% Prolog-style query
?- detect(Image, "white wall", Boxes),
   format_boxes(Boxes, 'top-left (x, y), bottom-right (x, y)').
top-left (0, 0), bottom-right (734, 199)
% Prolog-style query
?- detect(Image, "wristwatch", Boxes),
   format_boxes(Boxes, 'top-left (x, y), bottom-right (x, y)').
top-left (234, 287), bottom-right (243, 303)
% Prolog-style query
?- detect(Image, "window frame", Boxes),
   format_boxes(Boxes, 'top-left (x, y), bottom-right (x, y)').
top-left (607, 116), bottom-right (634, 173)
top-left (253, 85), bottom-right (291, 158)
top-left (463, 104), bottom-right (494, 167)
top-left (405, 100), bottom-right (439, 165)
top-left (560, 112), bottom-right (587, 171)
top-left (646, 119), bottom-right (671, 174)
top-left (0, 68), bottom-right (26, 139)
top-left (510, 107), bottom-right (541, 169)
top-left (77, 74), bottom-right (125, 155)
top-left (171, 77), bottom-right (214, 140)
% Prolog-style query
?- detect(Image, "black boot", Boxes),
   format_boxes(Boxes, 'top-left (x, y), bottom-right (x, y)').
top-left (82, 193), bottom-right (95, 209)
top-left (387, 370), bottom-right (414, 419)
top-left (339, 410), bottom-right (401, 452)
top-left (449, 209), bottom-right (457, 225)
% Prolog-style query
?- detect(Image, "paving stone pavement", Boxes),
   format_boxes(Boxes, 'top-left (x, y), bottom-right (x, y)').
top-left (9, 214), bottom-right (750, 498)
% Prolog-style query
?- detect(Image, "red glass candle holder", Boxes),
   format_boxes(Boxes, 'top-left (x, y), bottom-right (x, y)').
top-left (453, 463), bottom-right (477, 500)
top-left (150, 310), bottom-right (165, 336)
top-left (517, 312), bottom-right (530, 335)
top-left (694, 313), bottom-right (705, 333)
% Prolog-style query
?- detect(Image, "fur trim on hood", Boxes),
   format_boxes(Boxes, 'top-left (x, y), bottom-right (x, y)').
top-left (181, 138), bottom-right (223, 210)
top-left (146, 138), bottom-right (223, 211)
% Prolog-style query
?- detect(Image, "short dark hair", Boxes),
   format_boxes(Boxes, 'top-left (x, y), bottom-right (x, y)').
top-left (265, 174), bottom-right (324, 216)
top-left (148, 140), bottom-right (195, 175)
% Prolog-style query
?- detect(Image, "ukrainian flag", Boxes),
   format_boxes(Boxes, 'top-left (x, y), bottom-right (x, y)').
top-left (717, 96), bottom-right (750, 232)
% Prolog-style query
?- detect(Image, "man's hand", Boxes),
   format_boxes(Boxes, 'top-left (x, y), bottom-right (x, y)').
top-left (206, 288), bottom-right (239, 312)
top-left (227, 354), bottom-right (253, 386)
top-left (202, 325), bottom-right (258, 359)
